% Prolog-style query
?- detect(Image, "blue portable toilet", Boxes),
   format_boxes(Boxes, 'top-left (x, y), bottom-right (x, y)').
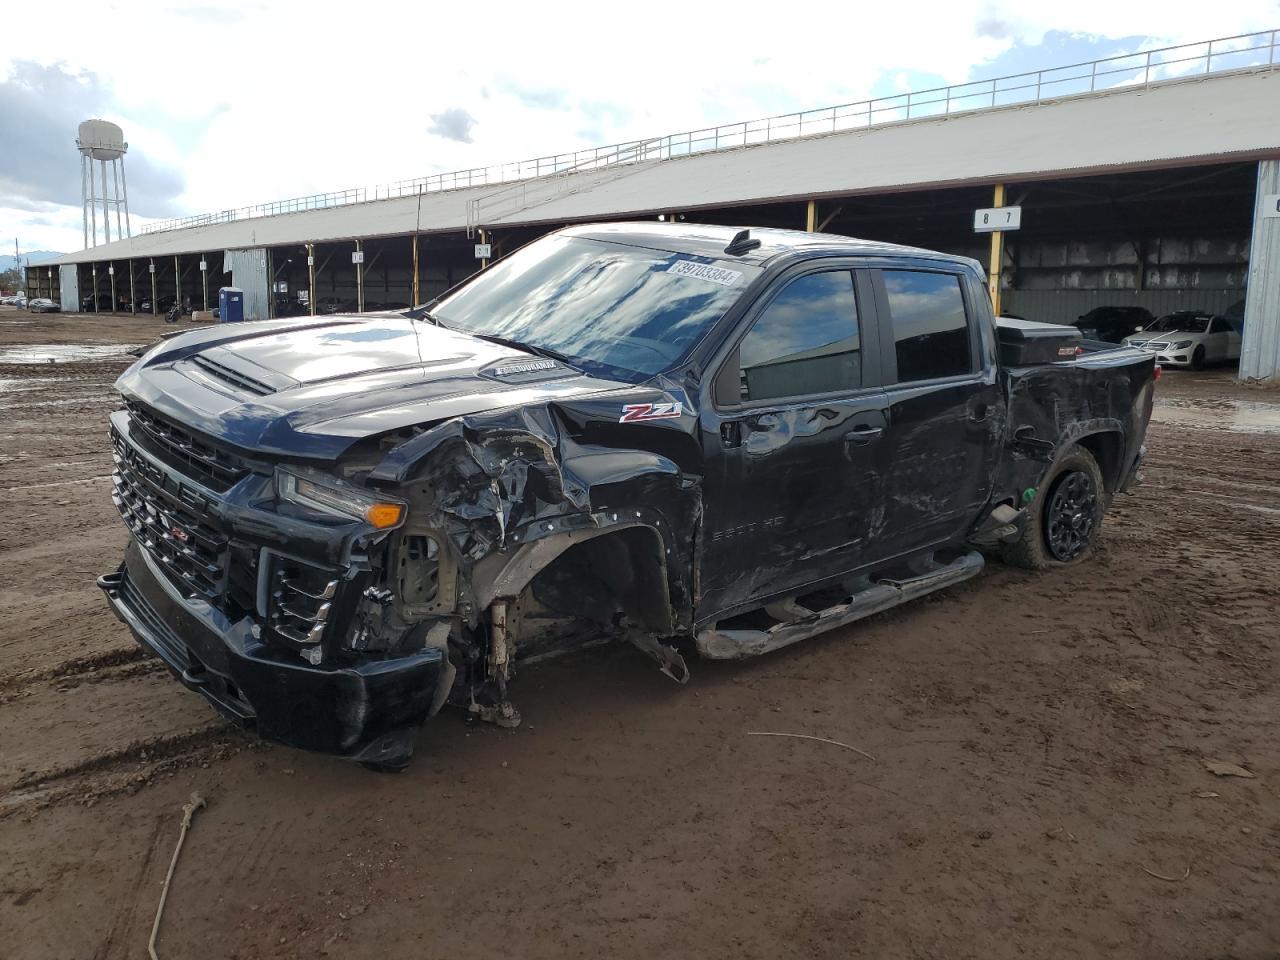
top-left (218, 286), bottom-right (244, 322)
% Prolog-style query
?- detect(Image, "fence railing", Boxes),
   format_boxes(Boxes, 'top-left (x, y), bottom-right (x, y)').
top-left (142, 28), bottom-right (1279, 236)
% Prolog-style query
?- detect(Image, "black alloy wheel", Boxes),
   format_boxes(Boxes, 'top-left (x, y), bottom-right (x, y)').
top-left (1044, 470), bottom-right (1099, 562)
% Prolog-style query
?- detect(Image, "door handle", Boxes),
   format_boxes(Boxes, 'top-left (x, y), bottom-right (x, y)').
top-left (844, 425), bottom-right (884, 445)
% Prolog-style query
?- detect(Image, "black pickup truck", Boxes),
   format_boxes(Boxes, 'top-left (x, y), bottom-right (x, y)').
top-left (99, 223), bottom-right (1155, 768)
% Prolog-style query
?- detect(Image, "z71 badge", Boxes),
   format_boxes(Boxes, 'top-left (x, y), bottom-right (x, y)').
top-left (619, 401), bottom-right (683, 423)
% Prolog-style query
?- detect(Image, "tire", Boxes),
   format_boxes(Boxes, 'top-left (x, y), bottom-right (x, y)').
top-left (1191, 345), bottom-right (1206, 370)
top-left (1002, 446), bottom-right (1105, 571)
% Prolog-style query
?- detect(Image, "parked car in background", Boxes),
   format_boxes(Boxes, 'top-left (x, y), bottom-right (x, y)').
top-left (80, 293), bottom-right (118, 311)
top-left (1075, 306), bottom-right (1154, 343)
top-left (28, 298), bottom-right (60, 313)
top-left (1122, 311), bottom-right (1240, 369)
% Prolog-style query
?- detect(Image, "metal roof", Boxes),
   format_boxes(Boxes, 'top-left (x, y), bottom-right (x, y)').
top-left (561, 222), bottom-right (957, 266)
top-left (52, 68), bottom-right (1280, 267)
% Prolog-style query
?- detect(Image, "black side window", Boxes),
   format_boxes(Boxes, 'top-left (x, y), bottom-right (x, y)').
top-left (1208, 318), bottom-right (1225, 334)
top-left (882, 270), bottom-right (972, 382)
top-left (737, 271), bottom-right (859, 402)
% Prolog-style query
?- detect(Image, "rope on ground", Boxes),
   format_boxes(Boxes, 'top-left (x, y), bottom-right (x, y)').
top-left (746, 731), bottom-right (877, 762)
top-left (148, 791), bottom-right (206, 960)
top-left (1142, 864), bottom-right (1191, 882)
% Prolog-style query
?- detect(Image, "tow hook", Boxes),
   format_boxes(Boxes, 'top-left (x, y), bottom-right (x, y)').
top-left (625, 631), bottom-right (690, 685)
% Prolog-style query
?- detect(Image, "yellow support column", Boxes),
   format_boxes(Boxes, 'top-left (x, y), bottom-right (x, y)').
top-left (805, 199), bottom-right (817, 233)
top-left (307, 243), bottom-right (316, 316)
top-left (411, 234), bottom-right (420, 304)
top-left (988, 183), bottom-right (1005, 316)
top-left (355, 240), bottom-right (364, 313)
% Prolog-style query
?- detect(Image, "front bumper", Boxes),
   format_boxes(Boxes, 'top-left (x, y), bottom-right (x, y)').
top-left (100, 539), bottom-right (445, 766)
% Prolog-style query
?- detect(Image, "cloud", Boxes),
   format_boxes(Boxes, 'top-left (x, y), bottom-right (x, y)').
top-left (494, 77), bottom-right (569, 111)
top-left (0, 60), bottom-right (185, 218)
top-left (976, 17), bottom-right (1012, 39)
top-left (427, 108), bottom-right (477, 143)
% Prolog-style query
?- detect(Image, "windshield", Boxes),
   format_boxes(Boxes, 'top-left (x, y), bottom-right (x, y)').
top-left (430, 235), bottom-right (760, 381)
top-left (1145, 314), bottom-right (1209, 334)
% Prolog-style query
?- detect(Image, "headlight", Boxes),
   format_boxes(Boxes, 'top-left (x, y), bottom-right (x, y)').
top-left (275, 468), bottom-right (405, 529)
top-left (1171, 340), bottom-right (1193, 350)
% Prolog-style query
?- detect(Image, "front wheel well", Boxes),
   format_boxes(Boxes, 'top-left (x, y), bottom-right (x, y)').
top-left (476, 525), bottom-right (676, 638)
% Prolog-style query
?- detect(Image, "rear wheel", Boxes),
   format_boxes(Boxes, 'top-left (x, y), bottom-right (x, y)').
top-left (1191, 345), bottom-right (1206, 370)
top-left (1002, 446), bottom-right (1105, 570)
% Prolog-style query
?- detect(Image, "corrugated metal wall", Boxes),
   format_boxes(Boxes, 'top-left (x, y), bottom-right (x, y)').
top-left (58, 265), bottom-right (79, 312)
top-left (1000, 232), bottom-right (1248, 325)
top-left (223, 248), bottom-right (270, 321)
top-left (1003, 287), bottom-right (1243, 325)
top-left (1240, 161), bottom-right (1280, 381)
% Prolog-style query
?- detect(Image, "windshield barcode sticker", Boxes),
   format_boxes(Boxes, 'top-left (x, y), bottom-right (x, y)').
top-left (667, 260), bottom-right (743, 286)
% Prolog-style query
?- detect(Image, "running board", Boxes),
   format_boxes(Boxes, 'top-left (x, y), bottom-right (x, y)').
top-left (695, 551), bottom-right (985, 660)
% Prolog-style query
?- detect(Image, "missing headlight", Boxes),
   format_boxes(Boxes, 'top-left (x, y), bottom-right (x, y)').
top-left (392, 529), bottom-right (458, 618)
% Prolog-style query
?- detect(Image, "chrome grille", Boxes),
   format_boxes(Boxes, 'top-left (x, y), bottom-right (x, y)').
top-left (268, 560), bottom-right (339, 655)
top-left (111, 430), bottom-right (229, 600)
top-left (1149, 341), bottom-right (1170, 351)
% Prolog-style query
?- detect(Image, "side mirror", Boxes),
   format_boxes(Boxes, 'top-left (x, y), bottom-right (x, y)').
top-left (1134, 325), bottom-right (1145, 332)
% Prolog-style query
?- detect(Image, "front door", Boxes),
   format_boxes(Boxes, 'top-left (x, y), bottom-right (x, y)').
top-left (697, 267), bottom-right (887, 620)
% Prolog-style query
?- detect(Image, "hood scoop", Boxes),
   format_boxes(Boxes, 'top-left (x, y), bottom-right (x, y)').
top-left (181, 345), bottom-right (299, 397)
top-left (478, 356), bottom-right (575, 385)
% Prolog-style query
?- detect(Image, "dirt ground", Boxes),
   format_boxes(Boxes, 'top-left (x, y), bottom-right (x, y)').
top-left (0, 307), bottom-right (1277, 960)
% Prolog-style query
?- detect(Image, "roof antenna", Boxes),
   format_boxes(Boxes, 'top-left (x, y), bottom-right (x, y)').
top-left (724, 229), bottom-right (761, 256)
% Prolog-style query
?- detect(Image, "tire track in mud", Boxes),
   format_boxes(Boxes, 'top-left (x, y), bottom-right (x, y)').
top-left (0, 646), bottom-right (150, 690)
top-left (0, 724), bottom-right (254, 818)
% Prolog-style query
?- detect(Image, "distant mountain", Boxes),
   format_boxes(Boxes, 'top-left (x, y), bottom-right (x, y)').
top-left (0, 251), bottom-right (64, 271)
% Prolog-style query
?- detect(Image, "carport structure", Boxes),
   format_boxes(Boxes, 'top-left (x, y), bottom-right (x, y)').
top-left (35, 30), bottom-right (1280, 378)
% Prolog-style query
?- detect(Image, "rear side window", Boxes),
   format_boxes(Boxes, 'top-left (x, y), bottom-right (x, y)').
top-left (737, 271), bottom-right (860, 402)
top-left (882, 270), bottom-right (972, 382)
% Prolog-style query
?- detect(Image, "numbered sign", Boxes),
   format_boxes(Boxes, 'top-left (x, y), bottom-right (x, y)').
top-left (474, 243), bottom-right (492, 259)
top-left (352, 250), bottom-right (365, 264)
top-left (1261, 194), bottom-right (1280, 218)
top-left (199, 260), bottom-right (207, 271)
top-left (108, 266), bottom-right (114, 275)
top-left (974, 206), bottom-right (1022, 233)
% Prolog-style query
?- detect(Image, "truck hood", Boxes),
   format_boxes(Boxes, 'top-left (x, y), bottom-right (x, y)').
top-left (114, 315), bottom-right (632, 460)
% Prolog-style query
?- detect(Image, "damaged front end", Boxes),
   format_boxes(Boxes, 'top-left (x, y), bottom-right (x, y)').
top-left (100, 389), bottom-right (701, 769)
top-left (361, 395), bottom-right (702, 738)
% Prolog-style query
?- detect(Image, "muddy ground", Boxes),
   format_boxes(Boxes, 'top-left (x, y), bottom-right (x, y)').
top-left (0, 307), bottom-right (1277, 959)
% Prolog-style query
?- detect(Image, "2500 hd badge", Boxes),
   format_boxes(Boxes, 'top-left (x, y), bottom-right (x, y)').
top-left (99, 223), bottom-right (1153, 769)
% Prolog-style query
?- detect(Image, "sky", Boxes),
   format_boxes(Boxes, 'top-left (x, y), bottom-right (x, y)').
top-left (1, 0), bottom-right (1277, 255)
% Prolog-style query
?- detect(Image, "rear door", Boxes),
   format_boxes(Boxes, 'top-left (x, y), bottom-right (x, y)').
top-left (1209, 316), bottom-right (1241, 361)
top-left (865, 264), bottom-right (1002, 562)
top-left (697, 265), bottom-right (887, 619)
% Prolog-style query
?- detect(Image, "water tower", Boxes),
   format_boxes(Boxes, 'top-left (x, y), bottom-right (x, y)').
top-left (77, 119), bottom-right (131, 248)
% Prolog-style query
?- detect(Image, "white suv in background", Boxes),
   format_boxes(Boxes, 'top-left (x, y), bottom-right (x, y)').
top-left (1122, 311), bottom-right (1241, 369)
